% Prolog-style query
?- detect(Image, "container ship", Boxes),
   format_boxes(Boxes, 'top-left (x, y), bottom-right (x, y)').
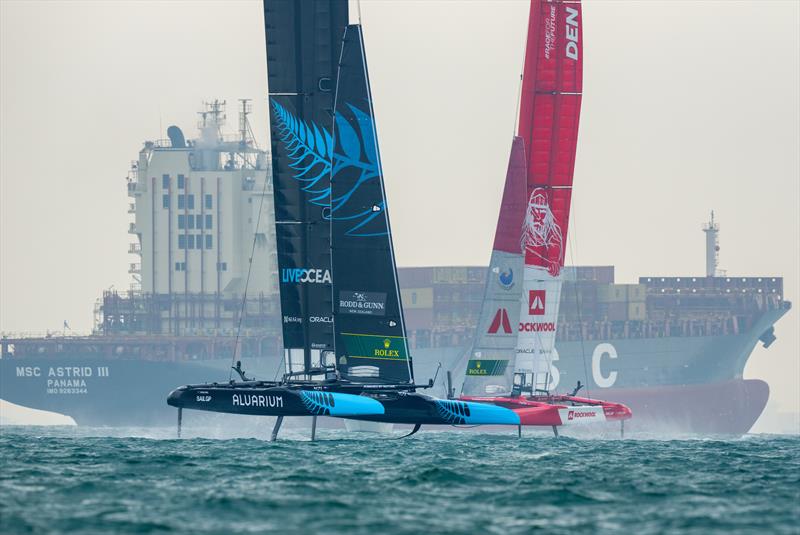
top-left (0, 108), bottom-right (790, 434)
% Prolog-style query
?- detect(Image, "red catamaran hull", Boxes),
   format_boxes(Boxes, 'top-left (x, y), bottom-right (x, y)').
top-left (461, 395), bottom-right (632, 427)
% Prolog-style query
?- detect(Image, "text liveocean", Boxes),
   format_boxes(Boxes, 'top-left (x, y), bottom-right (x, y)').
top-left (281, 268), bottom-right (332, 284)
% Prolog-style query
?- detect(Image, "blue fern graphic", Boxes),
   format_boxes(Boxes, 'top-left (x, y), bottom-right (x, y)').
top-left (434, 400), bottom-right (471, 425)
top-left (271, 99), bottom-right (333, 205)
top-left (299, 391), bottom-right (334, 416)
top-left (270, 98), bottom-right (387, 237)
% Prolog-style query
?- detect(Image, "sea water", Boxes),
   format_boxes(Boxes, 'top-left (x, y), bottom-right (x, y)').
top-left (1, 425), bottom-right (798, 534)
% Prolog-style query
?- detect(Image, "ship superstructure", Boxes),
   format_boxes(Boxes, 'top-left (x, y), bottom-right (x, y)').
top-left (119, 99), bottom-right (278, 338)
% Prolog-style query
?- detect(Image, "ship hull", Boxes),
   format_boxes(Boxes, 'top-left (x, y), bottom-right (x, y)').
top-left (596, 379), bottom-right (769, 435)
top-left (0, 306), bottom-right (785, 433)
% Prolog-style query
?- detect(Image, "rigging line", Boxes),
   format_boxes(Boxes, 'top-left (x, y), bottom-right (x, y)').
top-left (228, 128), bottom-right (272, 381)
top-left (566, 208), bottom-right (591, 400)
top-left (272, 351), bottom-right (286, 382)
top-left (513, 73), bottom-right (523, 136)
top-left (513, 1), bottom-right (530, 137)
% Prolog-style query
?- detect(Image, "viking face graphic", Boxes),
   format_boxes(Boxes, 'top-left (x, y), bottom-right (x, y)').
top-left (521, 188), bottom-right (564, 276)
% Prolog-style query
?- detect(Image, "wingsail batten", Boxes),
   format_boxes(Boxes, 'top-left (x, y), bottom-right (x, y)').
top-left (330, 25), bottom-right (413, 385)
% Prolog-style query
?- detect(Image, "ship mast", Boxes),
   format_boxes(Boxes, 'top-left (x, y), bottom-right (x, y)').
top-left (702, 211), bottom-right (722, 277)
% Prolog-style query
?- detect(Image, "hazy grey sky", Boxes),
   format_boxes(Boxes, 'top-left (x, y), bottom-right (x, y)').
top-left (1, 1), bottom-right (798, 428)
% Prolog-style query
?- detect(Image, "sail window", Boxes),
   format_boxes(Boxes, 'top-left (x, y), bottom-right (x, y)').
top-left (285, 348), bottom-right (305, 374)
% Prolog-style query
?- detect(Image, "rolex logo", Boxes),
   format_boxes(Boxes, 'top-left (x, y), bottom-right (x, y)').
top-left (374, 338), bottom-right (400, 358)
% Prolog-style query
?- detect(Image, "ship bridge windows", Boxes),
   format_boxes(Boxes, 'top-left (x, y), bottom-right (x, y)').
top-left (178, 194), bottom-right (195, 210)
top-left (177, 233), bottom-right (212, 250)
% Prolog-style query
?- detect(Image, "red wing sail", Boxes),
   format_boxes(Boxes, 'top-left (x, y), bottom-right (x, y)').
top-left (492, 137), bottom-right (528, 254)
top-left (517, 0), bottom-right (582, 276)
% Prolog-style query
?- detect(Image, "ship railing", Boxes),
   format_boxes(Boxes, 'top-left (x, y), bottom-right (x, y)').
top-left (1, 330), bottom-right (94, 340)
top-left (152, 138), bottom-right (174, 149)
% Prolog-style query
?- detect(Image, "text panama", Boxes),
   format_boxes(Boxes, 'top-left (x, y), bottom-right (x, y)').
top-left (281, 268), bottom-right (332, 284)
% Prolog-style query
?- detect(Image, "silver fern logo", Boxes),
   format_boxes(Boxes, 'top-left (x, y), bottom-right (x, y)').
top-left (270, 99), bottom-right (387, 237)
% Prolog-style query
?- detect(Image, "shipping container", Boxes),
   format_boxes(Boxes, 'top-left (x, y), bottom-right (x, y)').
top-left (628, 301), bottom-right (647, 321)
top-left (600, 302), bottom-right (628, 321)
top-left (401, 288), bottom-right (433, 309)
top-left (433, 267), bottom-right (468, 284)
top-left (626, 284), bottom-right (646, 301)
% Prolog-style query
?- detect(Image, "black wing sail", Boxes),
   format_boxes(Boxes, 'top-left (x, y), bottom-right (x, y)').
top-left (330, 25), bottom-right (414, 385)
top-left (264, 0), bottom-right (348, 374)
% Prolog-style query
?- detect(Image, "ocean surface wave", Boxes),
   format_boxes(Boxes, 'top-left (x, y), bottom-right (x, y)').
top-left (1, 425), bottom-right (798, 534)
